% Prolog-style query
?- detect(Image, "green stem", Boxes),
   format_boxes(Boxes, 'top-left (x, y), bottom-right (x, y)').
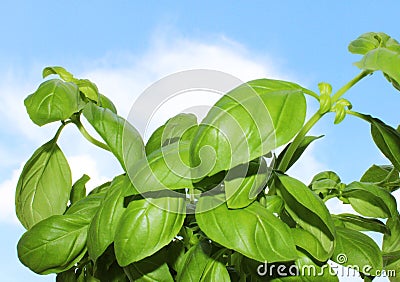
top-left (73, 117), bottom-right (111, 152)
top-left (301, 87), bottom-right (320, 100)
top-left (277, 112), bottom-right (323, 172)
top-left (53, 120), bottom-right (73, 142)
top-left (346, 110), bottom-right (369, 121)
top-left (331, 70), bottom-right (372, 102)
top-left (277, 71), bottom-right (372, 173)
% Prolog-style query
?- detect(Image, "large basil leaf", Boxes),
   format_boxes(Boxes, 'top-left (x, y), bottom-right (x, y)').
top-left (225, 157), bottom-right (269, 209)
top-left (83, 102), bottom-right (145, 170)
top-left (275, 135), bottom-right (323, 171)
top-left (145, 113), bottom-right (197, 156)
top-left (190, 79), bottom-right (306, 177)
top-left (196, 194), bottom-right (297, 262)
top-left (16, 139), bottom-right (72, 229)
top-left (349, 32), bottom-right (400, 91)
top-left (128, 141), bottom-right (193, 195)
top-left (114, 195), bottom-right (186, 266)
top-left (333, 213), bottom-right (389, 234)
top-left (88, 175), bottom-right (129, 261)
top-left (275, 174), bottom-right (335, 258)
top-left (342, 181), bottom-right (397, 218)
top-left (332, 227), bottom-right (383, 275)
top-left (361, 164), bottom-right (400, 192)
top-left (24, 79), bottom-right (83, 126)
top-left (124, 248), bottom-right (173, 282)
top-left (17, 214), bottom-right (88, 274)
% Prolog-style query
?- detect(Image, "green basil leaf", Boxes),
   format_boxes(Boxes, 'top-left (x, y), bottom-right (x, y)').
top-left (196, 194), bottom-right (297, 262)
top-left (145, 113), bottom-right (197, 156)
top-left (369, 117), bottom-right (400, 172)
top-left (88, 175), bottom-right (129, 262)
top-left (201, 250), bottom-right (230, 282)
top-left (56, 268), bottom-right (77, 282)
top-left (99, 94), bottom-right (117, 114)
top-left (70, 174), bottom-right (90, 205)
top-left (17, 214), bottom-right (88, 274)
top-left (114, 195), bottom-right (186, 266)
top-left (275, 135), bottom-right (323, 171)
top-left (333, 213), bottom-right (389, 234)
top-left (291, 228), bottom-right (331, 262)
top-left (225, 157), bottom-right (269, 209)
top-left (166, 239), bottom-right (185, 273)
top-left (65, 192), bottom-right (105, 223)
top-left (190, 79), bottom-right (306, 177)
top-left (176, 241), bottom-right (213, 282)
top-left (83, 102), bottom-right (145, 171)
top-left (361, 164), bottom-right (398, 183)
top-left (93, 245), bottom-right (128, 282)
top-left (128, 141), bottom-right (193, 195)
top-left (332, 227), bottom-right (383, 275)
top-left (88, 181), bottom-right (112, 196)
top-left (265, 195), bottom-right (284, 214)
top-left (16, 139), bottom-right (72, 229)
top-left (123, 248), bottom-right (174, 282)
top-left (383, 216), bottom-right (400, 275)
top-left (309, 171), bottom-right (341, 198)
top-left (75, 79), bottom-right (99, 102)
top-left (342, 181), bottom-right (397, 218)
top-left (349, 32), bottom-right (400, 91)
top-left (275, 174), bottom-right (336, 257)
top-left (43, 66), bottom-right (75, 81)
top-left (25, 79), bottom-right (83, 126)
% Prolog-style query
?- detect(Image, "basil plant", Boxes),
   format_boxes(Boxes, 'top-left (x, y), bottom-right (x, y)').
top-left (15, 32), bottom-right (400, 281)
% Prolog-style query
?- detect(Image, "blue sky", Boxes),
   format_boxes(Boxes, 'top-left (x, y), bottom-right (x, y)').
top-left (1, 1), bottom-right (400, 281)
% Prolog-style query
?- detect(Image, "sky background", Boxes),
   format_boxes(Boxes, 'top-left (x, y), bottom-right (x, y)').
top-left (1, 1), bottom-right (400, 281)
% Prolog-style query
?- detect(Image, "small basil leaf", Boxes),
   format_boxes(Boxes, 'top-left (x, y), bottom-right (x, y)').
top-left (25, 79), bottom-right (82, 126)
top-left (83, 102), bottom-right (145, 171)
top-left (43, 66), bottom-right (75, 81)
top-left (275, 135), bottom-right (323, 171)
top-left (265, 195), bottom-right (284, 214)
top-left (123, 248), bottom-right (174, 282)
top-left (99, 94), bottom-right (117, 114)
top-left (225, 157), bottom-right (269, 209)
top-left (333, 213), bottom-right (390, 234)
top-left (17, 214), bottom-right (88, 274)
top-left (16, 139), bottom-right (72, 229)
top-left (65, 192), bottom-right (106, 223)
top-left (332, 227), bottom-right (383, 275)
top-left (383, 216), bottom-right (400, 275)
top-left (291, 228), bottom-right (331, 262)
top-left (349, 32), bottom-right (400, 91)
top-left (190, 79), bottom-right (306, 177)
top-left (196, 194), bottom-right (297, 262)
top-left (128, 141), bottom-right (193, 194)
top-left (342, 181), bottom-right (397, 218)
top-left (114, 195), bottom-right (186, 266)
top-left (275, 174), bottom-right (336, 257)
top-left (88, 175), bottom-right (130, 262)
top-left (361, 164), bottom-right (399, 190)
top-left (176, 241), bottom-right (213, 282)
top-left (146, 113), bottom-right (197, 156)
top-left (70, 174), bottom-right (90, 205)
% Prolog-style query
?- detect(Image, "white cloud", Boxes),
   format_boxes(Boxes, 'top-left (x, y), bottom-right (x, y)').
top-left (0, 167), bottom-right (20, 224)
